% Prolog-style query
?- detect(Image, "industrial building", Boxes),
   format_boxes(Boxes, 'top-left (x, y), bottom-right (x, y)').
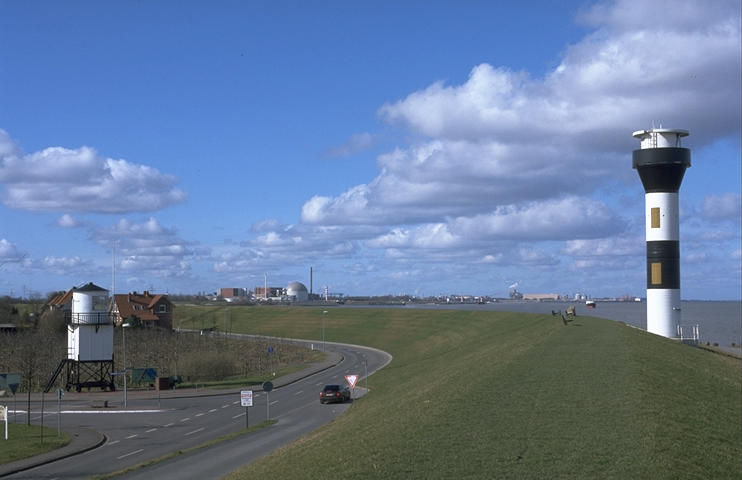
top-left (286, 282), bottom-right (309, 302)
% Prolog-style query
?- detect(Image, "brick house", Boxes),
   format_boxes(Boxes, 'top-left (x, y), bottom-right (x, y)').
top-left (111, 291), bottom-right (173, 329)
top-left (47, 288), bottom-right (76, 314)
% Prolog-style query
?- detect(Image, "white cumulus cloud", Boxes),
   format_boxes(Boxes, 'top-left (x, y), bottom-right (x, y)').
top-left (0, 130), bottom-right (186, 213)
top-left (57, 214), bottom-right (80, 228)
top-left (0, 238), bottom-right (26, 262)
top-left (92, 217), bottom-right (201, 279)
top-left (302, 0), bottom-right (739, 231)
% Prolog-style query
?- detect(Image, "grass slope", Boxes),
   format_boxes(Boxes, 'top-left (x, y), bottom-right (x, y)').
top-left (178, 306), bottom-right (741, 479)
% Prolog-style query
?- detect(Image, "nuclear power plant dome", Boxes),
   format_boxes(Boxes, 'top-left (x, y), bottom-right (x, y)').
top-left (286, 281), bottom-right (309, 302)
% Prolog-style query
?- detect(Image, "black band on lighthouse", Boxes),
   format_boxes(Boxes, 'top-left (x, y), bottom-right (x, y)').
top-left (632, 148), bottom-right (691, 192)
top-left (646, 240), bottom-right (680, 289)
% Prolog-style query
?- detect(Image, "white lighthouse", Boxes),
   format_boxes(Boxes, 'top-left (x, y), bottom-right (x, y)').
top-left (46, 282), bottom-right (115, 392)
top-left (632, 128), bottom-right (691, 338)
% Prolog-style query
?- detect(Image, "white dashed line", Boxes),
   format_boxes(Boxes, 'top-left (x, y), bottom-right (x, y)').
top-left (117, 449), bottom-right (143, 459)
top-left (164, 422), bottom-right (174, 427)
top-left (184, 427), bottom-right (205, 436)
top-left (195, 413), bottom-right (205, 417)
top-left (294, 390), bottom-right (304, 395)
top-left (125, 434), bottom-right (138, 439)
top-left (209, 408), bottom-right (217, 413)
top-left (107, 440), bottom-right (120, 446)
top-left (146, 428), bottom-right (157, 433)
top-left (232, 412), bottom-right (245, 419)
top-left (180, 417), bottom-right (190, 422)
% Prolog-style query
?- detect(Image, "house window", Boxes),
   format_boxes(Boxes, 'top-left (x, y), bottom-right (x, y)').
top-left (158, 304), bottom-right (168, 313)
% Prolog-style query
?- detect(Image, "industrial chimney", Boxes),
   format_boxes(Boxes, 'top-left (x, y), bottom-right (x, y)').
top-left (632, 128), bottom-right (690, 338)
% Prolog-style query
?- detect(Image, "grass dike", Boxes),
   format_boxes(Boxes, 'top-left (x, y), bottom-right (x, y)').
top-left (209, 306), bottom-right (741, 480)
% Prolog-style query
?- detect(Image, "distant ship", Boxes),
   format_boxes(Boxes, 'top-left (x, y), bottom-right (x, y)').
top-left (585, 300), bottom-right (596, 309)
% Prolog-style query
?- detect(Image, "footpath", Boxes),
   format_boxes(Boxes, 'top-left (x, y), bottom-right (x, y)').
top-left (0, 349), bottom-right (342, 478)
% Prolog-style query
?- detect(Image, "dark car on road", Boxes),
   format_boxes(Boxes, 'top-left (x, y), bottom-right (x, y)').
top-left (319, 384), bottom-right (350, 404)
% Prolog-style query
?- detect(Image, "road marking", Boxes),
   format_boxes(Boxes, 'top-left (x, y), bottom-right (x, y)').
top-left (125, 434), bottom-right (138, 439)
top-left (146, 428), bottom-right (158, 433)
top-left (180, 417), bottom-right (190, 422)
top-left (107, 440), bottom-right (120, 446)
top-left (164, 422), bottom-right (174, 427)
top-left (294, 390), bottom-right (304, 395)
top-left (209, 408), bottom-right (218, 413)
top-left (195, 413), bottom-right (205, 417)
top-left (232, 412), bottom-right (245, 419)
top-left (58, 410), bottom-right (164, 414)
top-left (184, 427), bottom-right (205, 436)
top-left (221, 404), bottom-right (230, 408)
top-left (270, 400), bottom-right (279, 406)
top-left (117, 449), bottom-right (143, 460)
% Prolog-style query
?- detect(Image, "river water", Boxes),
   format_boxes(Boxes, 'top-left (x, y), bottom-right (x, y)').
top-left (356, 300), bottom-right (741, 349)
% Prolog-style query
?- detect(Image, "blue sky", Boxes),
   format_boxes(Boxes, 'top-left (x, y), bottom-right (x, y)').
top-left (1, 0), bottom-right (740, 300)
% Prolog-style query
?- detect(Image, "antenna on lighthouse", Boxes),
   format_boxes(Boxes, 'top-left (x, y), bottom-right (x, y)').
top-left (112, 240), bottom-right (116, 296)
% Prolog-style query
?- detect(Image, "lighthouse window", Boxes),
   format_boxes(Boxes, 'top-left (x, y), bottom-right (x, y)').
top-left (92, 295), bottom-right (108, 311)
top-left (651, 207), bottom-right (661, 228)
top-left (651, 262), bottom-right (662, 285)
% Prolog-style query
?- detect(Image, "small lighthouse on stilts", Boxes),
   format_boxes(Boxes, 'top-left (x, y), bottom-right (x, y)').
top-left (632, 128), bottom-right (691, 338)
top-left (45, 282), bottom-right (115, 392)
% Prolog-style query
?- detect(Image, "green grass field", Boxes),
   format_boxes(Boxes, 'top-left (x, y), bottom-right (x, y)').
top-left (0, 423), bottom-right (70, 465)
top-left (177, 305), bottom-right (741, 479)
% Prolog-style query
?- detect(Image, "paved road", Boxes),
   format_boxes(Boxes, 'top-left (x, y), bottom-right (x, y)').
top-left (2, 338), bottom-right (391, 479)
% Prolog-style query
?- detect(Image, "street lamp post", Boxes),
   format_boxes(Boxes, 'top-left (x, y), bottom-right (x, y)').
top-left (322, 311), bottom-right (327, 352)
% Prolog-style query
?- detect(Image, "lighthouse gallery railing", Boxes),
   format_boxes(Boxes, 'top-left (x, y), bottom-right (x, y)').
top-left (65, 312), bottom-right (112, 325)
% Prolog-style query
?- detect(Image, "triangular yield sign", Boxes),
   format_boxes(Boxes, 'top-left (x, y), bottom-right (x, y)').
top-left (345, 374), bottom-right (358, 388)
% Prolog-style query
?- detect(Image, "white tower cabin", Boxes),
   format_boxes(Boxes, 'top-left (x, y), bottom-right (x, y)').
top-left (632, 128), bottom-right (690, 338)
top-left (46, 282), bottom-right (116, 392)
top-left (68, 283), bottom-right (114, 361)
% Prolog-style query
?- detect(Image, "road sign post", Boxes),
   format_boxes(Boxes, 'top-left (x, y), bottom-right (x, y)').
top-left (240, 390), bottom-right (253, 428)
top-left (56, 388), bottom-right (63, 437)
top-left (1, 405), bottom-right (7, 440)
top-left (262, 381), bottom-right (273, 420)
top-left (345, 374), bottom-right (358, 399)
top-left (267, 346), bottom-right (275, 376)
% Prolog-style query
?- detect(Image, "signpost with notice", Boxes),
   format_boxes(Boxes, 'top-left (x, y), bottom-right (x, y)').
top-left (0, 373), bottom-right (20, 423)
top-left (263, 381), bottom-right (273, 420)
top-left (240, 390), bottom-right (253, 428)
